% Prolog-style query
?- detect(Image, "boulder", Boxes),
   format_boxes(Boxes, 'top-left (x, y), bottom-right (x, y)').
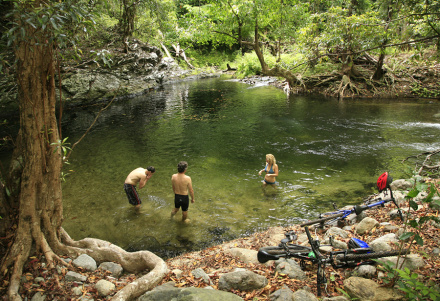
top-left (95, 279), bottom-right (116, 296)
top-left (72, 254), bottom-right (97, 271)
top-left (218, 269), bottom-right (268, 291)
top-left (274, 259), bottom-right (307, 280)
top-left (343, 276), bottom-right (404, 300)
top-left (224, 247), bottom-right (259, 265)
top-left (355, 217), bottom-right (379, 235)
top-left (98, 262), bottom-right (123, 278)
top-left (138, 286), bottom-right (243, 301)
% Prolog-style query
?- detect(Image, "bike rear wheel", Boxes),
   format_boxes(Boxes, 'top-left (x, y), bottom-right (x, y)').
top-left (259, 245), bottom-right (311, 255)
top-left (336, 249), bottom-right (409, 262)
top-left (257, 245), bottom-right (311, 263)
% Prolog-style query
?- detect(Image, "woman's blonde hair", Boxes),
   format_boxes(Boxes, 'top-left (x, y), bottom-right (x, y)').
top-left (266, 154), bottom-right (276, 165)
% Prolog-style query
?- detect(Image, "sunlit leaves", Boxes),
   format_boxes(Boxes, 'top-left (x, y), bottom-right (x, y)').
top-left (4, 0), bottom-right (94, 50)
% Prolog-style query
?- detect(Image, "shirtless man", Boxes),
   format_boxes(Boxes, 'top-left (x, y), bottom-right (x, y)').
top-left (171, 161), bottom-right (195, 222)
top-left (124, 166), bottom-right (155, 209)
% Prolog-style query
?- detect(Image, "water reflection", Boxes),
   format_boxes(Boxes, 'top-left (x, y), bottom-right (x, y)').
top-left (59, 78), bottom-right (440, 258)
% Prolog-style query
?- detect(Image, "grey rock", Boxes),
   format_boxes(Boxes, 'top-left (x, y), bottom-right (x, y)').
top-left (98, 262), bottom-right (123, 278)
top-left (390, 179), bottom-right (413, 191)
top-left (270, 285), bottom-right (294, 301)
top-left (371, 233), bottom-right (399, 248)
top-left (72, 286), bottom-right (83, 296)
top-left (352, 265), bottom-right (376, 279)
top-left (65, 271), bottom-right (87, 282)
top-left (73, 254), bottom-right (97, 272)
top-left (139, 286), bottom-right (243, 300)
top-left (292, 289), bottom-right (319, 301)
top-left (370, 240), bottom-right (392, 252)
top-left (343, 276), bottom-right (404, 300)
top-left (95, 279), bottom-right (115, 296)
top-left (172, 268), bottom-right (183, 278)
top-left (355, 217), bottom-right (379, 235)
top-left (275, 259), bottom-right (307, 280)
top-left (325, 227), bottom-right (350, 239)
top-left (218, 270), bottom-right (268, 291)
top-left (191, 267), bottom-right (212, 284)
top-left (224, 247), bottom-right (259, 265)
top-left (31, 292), bottom-right (46, 301)
top-left (377, 254), bottom-right (425, 271)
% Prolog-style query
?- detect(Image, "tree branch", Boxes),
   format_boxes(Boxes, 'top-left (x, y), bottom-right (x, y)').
top-left (65, 88), bottom-right (119, 161)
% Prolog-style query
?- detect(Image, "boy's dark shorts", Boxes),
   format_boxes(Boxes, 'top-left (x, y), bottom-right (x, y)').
top-left (124, 183), bottom-right (141, 205)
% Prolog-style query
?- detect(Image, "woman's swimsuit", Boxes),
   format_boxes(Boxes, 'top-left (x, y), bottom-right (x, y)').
top-left (263, 164), bottom-right (276, 184)
top-left (264, 164), bottom-right (274, 174)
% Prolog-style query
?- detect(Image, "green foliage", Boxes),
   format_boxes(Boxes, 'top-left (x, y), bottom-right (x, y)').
top-left (185, 49), bottom-right (238, 68)
top-left (411, 83), bottom-right (440, 98)
top-left (4, 0), bottom-right (94, 49)
top-left (51, 137), bottom-right (71, 181)
top-left (336, 287), bottom-right (358, 300)
top-left (378, 175), bottom-right (440, 300)
top-left (90, 49), bottom-right (113, 68)
top-left (395, 268), bottom-right (440, 301)
top-left (234, 52), bottom-right (262, 78)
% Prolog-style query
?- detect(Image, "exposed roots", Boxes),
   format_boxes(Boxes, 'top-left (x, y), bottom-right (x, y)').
top-left (60, 228), bottom-right (168, 301)
top-left (403, 149), bottom-right (440, 178)
top-left (2, 227), bottom-right (167, 301)
top-left (337, 75), bottom-right (359, 99)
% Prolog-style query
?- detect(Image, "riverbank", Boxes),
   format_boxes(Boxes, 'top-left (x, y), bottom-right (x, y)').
top-left (5, 179), bottom-right (439, 300)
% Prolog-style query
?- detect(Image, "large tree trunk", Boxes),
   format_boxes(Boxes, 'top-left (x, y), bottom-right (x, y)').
top-left (0, 3), bottom-right (65, 299)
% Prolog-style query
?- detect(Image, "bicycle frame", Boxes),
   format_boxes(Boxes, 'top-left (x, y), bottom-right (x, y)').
top-left (300, 194), bottom-right (403, 227)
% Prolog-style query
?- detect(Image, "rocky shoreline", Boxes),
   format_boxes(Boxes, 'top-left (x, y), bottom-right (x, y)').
top-left (11, 177), bottom-right (440, 300)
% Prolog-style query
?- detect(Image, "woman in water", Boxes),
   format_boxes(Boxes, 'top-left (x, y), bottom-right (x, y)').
top-left (258, 154), bottom-right (279, 188)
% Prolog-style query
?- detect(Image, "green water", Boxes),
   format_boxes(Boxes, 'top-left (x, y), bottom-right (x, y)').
top-left (59, 77), bottom-right (440, 257)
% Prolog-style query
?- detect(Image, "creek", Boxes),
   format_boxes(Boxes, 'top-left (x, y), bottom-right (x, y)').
top-left (49, 77), bottom-right (440, 258)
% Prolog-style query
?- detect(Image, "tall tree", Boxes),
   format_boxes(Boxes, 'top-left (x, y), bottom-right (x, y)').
top-left (0, 1), bottom-right (167, 300)
top-left (1, 1), bottom-right (67, 299)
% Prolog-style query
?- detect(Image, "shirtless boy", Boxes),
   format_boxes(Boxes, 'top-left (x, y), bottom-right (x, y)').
top-left (124, 166), bottom-right (155, 209)
top-left (171, 161), bottom-right (195, 222)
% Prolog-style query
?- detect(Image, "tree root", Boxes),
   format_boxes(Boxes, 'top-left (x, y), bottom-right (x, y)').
top-left (60, 228), bottom-right (168, 301)
top-left (337, 75), bottom-right (359, 99)
top-left (403, 149), bottom-right (440, 177)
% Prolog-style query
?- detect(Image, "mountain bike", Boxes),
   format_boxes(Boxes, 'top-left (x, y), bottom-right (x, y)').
top-left (257, 172), bottom-right (409, 296)
top-left (300, 172), bottom-right (404, 227)
top-left (258, 225), bottom-right (409, 296)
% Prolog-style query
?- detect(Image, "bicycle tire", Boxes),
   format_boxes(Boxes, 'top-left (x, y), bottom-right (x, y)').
top-left (300, 212), bottom-right (345, 227)
top-left (336, 249), bottom-right (409, 262)
top-left (259, 245), bottom-right (311, 256)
